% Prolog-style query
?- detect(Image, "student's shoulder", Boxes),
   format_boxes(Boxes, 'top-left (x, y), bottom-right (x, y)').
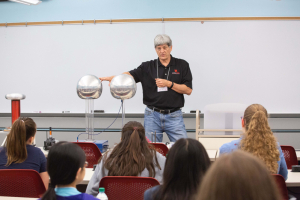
top-left (27, 145), bottom-right (46, 158)
top-left (144, 185), bottom-right (161, 200)
top-left (55, 193), bottom-right (99, 200)
top-left (27, 145), bottom-right (43, 154)
top-left (82, 193), bottom-right (100, 200)
top-left (155, 151), bottom-right (166, 161)
top-left (219, 139), bottom-right (241, 154)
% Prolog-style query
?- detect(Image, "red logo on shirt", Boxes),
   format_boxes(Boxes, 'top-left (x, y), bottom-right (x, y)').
top-left (172, 69), bottom-right (180, 74)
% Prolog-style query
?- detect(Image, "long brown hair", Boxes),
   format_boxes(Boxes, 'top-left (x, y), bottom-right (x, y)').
top-left (197, 151), bottom-right (281, 200)
top-left (5, 117), bottom-right (36, 166)
top-left (103, 121), bottom-right (160, 177)
top-left (240, 104), bottom-right (279, 174)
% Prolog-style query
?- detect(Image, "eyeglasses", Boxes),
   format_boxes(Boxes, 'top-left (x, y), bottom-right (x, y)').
top-left (84, 161), bottom-right (88, 168)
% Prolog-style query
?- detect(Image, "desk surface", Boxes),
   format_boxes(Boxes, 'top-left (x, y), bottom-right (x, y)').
top-left (296, 151), bottom-right (300, 160)
top-left (81, 168), bottom-right (94, 185)
top-left (0, 197), bottom-right (36, 200)
top-left (39, 147), bottom-right (218, 161)
top-left (81, 168), bottom-right (300, 187)
top-left (286, 170), bottom-right (300, 187)
top-left (39, 147), bottom-right (300, 162)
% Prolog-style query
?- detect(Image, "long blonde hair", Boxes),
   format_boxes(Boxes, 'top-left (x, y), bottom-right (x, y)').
top-left (240, 104), bottom-right (279, 174)
top-left (197, 151), bottom-right (281, 200)
top-left (5, 117), bottom-right (36, 166)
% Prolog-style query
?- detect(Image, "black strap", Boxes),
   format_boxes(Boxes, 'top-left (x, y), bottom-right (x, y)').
top-left (147, 106), bottom-right (180, 114)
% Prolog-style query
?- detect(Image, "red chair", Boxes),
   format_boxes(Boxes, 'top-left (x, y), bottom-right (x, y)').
top-left (0, 169), bottom-right (46, 198)
top-left (99, 176), bottom-right (159, 200)
top-left (280, 145), bottom-right (298, 169)
top-left (150, 143), bottom-right (169, 157)
top-left (273, 174), bottom-right (289, 200)
top-left (73, 142), bottom-right (102, 168)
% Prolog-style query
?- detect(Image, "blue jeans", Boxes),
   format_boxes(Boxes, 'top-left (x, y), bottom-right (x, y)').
top-left (144, 107), bottom-right (187, 142)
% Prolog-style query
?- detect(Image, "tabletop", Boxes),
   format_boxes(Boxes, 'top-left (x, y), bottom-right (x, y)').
top-left (0, 197), bottom-right (36, 200)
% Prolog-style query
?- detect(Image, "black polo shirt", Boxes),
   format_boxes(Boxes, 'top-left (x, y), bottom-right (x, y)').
top-left (129, 55), bottom-right (193, 109)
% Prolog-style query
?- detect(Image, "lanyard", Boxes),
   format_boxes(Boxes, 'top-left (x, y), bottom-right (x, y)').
top-left (157, 59), bottom-right (171, 80)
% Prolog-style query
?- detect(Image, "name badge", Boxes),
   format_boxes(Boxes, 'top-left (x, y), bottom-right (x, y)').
top-left (157, 87), bottom-right (168, 92)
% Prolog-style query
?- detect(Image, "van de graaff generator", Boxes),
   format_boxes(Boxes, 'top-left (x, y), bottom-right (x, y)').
top-left (77, 75), bottom-right (102, 142)
top-left (110, 74), bottom-right (137, 127)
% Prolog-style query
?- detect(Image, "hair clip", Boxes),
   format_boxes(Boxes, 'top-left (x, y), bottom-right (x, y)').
top-left (133, 127), bottom-right (138, 130)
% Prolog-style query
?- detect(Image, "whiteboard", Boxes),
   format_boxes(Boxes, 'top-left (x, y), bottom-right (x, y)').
top-left (0, 21), bottom-right (299, 113)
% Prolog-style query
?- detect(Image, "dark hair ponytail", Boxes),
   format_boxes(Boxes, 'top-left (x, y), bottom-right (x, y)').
top-left (5, 117), bottom-right (36, 166)
top-left (41, 142), bottom-right (86, 200)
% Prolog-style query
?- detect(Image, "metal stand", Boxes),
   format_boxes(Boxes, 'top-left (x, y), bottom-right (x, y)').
top-left (11, 100), bottom-right (21, 124)
top-left (85, 99), bottom-right (95, 141)
top-left (122, 100), bottom-right (125, 127)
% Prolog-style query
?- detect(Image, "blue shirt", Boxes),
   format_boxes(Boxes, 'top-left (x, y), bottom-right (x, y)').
top-left (219, 138), bottom-right (288, 180)
top-left (144, 185), bottom-right (160, 200)
top-left (55, 187), bottom-right (81, 197)
top-left (0, 145), bottom-right (47, 173)
top-left (38, 188), bottom-right (98, 200)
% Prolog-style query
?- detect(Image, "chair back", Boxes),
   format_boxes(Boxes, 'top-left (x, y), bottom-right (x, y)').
top-left (73, 142), bottom-right (102, 168)
top-left (99, 176), bottom-right (159, 200)
top-left (0, 169), bottom-right (46, 198)
top-left (150, 143), bottom-right (168, 156)
top-left (273, 174), bottom-right (289, 200)
top-left (280, 145), bottom-right (298, 169)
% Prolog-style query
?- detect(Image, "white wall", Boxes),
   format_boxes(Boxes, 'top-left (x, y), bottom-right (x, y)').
top-left (0, 21), bottom-right (300, 113)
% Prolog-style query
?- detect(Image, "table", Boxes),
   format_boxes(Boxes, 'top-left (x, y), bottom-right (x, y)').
top-left (38, 147), bottom-right (48, 157)
top-left (81, 167), bottom-right (300, 187)
top-left (81, 168), bottom-right (94, 184)
top-left (206, 149), bottom-right (218, 161)
top-left (296, 151), bottom-right (300, 161)
top-left (0, 197), bottom-right (36, 200)
top-left (39, 147), bottom-right (219, 161)
top-left (286, 170), bottom-right (300, 187)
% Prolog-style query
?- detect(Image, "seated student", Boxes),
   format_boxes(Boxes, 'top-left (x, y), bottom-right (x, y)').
top-left (144, 138), bottom-right (211, 200)
top-left (219, 104), bottom-right (288, 180)
top-left (86, 121), bottom-right (166, 197)
top-left (196, 151), bottom-right (281, 200)
top-left (0, 117), bottom-right (49, 188)
top-left (41, 142), bottom-right (98, 200)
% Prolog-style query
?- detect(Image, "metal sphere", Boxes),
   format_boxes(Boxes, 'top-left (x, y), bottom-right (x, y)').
top-left (110, 74), bottom-right (137, 100)
top-left (77, 75), bottom-right (102, 99)
top-left (5, 93), bottom-right (26, 100)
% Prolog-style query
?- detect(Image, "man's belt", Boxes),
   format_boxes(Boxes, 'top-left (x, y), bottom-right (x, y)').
top-left (147, 106), bottom-right (180, 114)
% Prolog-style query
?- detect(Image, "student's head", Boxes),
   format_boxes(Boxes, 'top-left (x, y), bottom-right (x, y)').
top-left (197, 151), bottom-right (281, 200)
top-left (240, 104), bottom-right (279, 174)
top-left (41, 142), bottom-right (86, 200)
top-left (242, 104), bottom-right (269, 131)
top-left (5, 117), bottom-right (36, 166)
top-left (104, 121), bottom-right (160, 177)
top-left (154, 34), bottom-right (173, 61)
top-left (153, 138), bottom-right (210, 200)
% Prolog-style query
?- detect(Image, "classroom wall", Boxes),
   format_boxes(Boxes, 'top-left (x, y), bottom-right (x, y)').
top-left (0, 0), bottom-right (300, 23)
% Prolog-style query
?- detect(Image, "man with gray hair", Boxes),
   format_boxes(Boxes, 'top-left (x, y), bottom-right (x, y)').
top-left (100, 34), bottom-right (193, 142)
